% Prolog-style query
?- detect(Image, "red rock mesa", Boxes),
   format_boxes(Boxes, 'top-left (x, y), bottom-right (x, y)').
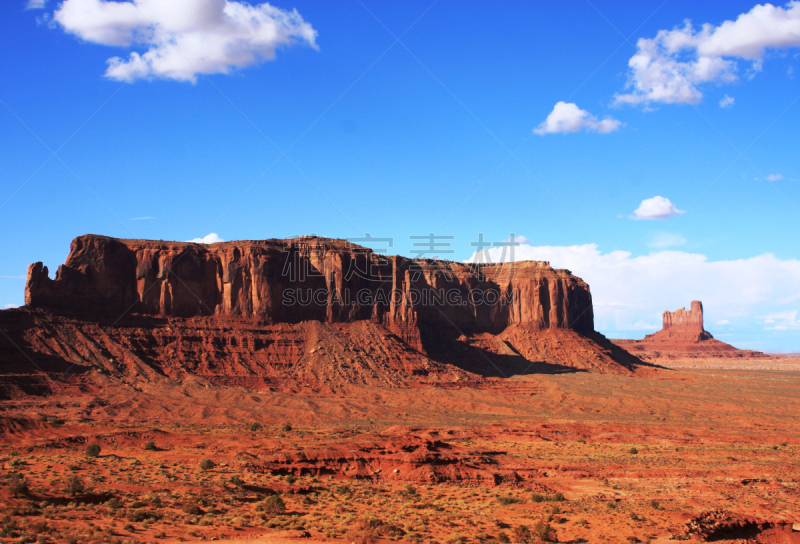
top-left (1, 235), bottom-right (647, 397)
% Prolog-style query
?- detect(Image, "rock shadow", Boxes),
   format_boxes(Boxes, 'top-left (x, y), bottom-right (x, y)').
top-left (419, 324), bottom-right (583, 378)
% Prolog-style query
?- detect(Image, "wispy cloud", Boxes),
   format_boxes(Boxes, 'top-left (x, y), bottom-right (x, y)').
top-left (648, 232), bottom-right (687, 248)
top-left (130, 216), bottom-right (155, 220)
top-left (1, 275), bottom-right (27, 280)
top-left (765, 173), bottom-right (783, 181)
top-left (759, 310), bottom-right (800, 330)
top-left (533, 102), bottom-right (622, 135)
top-left (2, 304), bottom-right (20, 309)
top-left (48, 0), bottom-right (318, 82)
top-left (26, 0), bottom-right (47, 9)
top-left (719, 94), bottom-right (735, 108)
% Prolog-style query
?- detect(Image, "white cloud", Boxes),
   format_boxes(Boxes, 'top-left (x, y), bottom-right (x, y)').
top-left (648, 231), bottom-right (687, 248)
top-left (3, 304), bottom-right (21, 309)
top-left (466, 241), bottom-right (800, 337)
top-left (533, 102), bottom-right (623, 135)
top-left (26, 0), bottom-right (47, 9)
top-left (130, 216), bottom-right (155, 220)
top-left (50, 0), bottom-right (318, 82)
top-left (630, 196), bottom-right (685, 220)
top-left (615, 3), bottom-right (800, 106)
top-left (716, 319), bottom-right (731, 325)
top-left (187, 233), bottom-right (223, 244)
top-left (719, 94), bottom-right (735, 108)
top-left (766, 173), bottom-right (784, 181)
top-left (759, 310), bottom-right (800, 330)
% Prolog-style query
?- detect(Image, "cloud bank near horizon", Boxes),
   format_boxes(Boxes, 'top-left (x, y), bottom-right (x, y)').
top-left (467, 241), bottom-right (800, 342)
top-left (187, 233), bottom-right (224, 244)
top-left (45, 0), bottom-right (318, 82)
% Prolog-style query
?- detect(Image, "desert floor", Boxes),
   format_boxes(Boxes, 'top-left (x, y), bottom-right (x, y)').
top-left (1, 357), bottom-right (799, 544)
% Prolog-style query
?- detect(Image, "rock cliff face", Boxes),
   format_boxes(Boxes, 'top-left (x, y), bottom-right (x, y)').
top-left (25, 235), bottom-right (594, 346)
top-left (0, 235), bottom-right (645, 396)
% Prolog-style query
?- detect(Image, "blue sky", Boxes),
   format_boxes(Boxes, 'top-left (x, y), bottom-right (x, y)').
top-left (1, 0), bottom-right (799, 349)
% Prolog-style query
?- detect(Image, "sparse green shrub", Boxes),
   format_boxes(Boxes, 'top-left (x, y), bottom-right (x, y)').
top-left (285, 474), bottom-right (296, 484)
top-left (532, 518), bottom-right (557, 542)
top-left (127, 509), bottom-right (159, 523)
top-left (249, 422), bottom-right (262, 432)
top-left (497, 494), bottom-right (520, 505)
top-left (629, 447), bottom-right (639, 455)
top-left (497, 532), bottom-right (511, 543)
top-left (199, 459), bottom-right (215, 471)
top-left (64, 475), bottom-right (86, 496)
top-left (513, 525), bottom-right (531, 543)
top-left (399, 484), bottom-right (417, 498)
top-left (183, 504), bottom-right (203, 516)
top-left (281, 423), bottom-right (293, 432)
top-left (257, 495), bottom-right (286, 515)
top-left (230, 476), bottom-right (244, 487)
top-left (347, 518), bottom-right (384, 544)
top-left (8, 473), bottom-right (29, 497)
top-left (106, 497), bottom-right (121, 509)
top-left (85, 444), bottom-right (101, 458)
top-left (650, 500), bottom-right (660, 510)
top-left (143, 441), bottom-right (156, 451)
top-left (531, 492), bottom-right (565, 503)
top-left (335, 484), bottom-right (353, 495)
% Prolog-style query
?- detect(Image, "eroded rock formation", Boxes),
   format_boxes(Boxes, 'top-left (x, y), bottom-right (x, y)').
top-left (663, 300), bottom-right (706, 333)
top-left (614, 301), bottom-right (768, 361)
top-left (0, 235), bottom-right (645, 395)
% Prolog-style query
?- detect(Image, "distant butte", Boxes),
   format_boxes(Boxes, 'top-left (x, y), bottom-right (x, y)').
top-left (613, 300), bottom-right (769, 361)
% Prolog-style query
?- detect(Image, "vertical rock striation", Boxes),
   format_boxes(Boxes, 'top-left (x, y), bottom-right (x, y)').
top-left (24, 235), bottom-right (595, 342)
top-left (662, 301), bottom-right (705, 332)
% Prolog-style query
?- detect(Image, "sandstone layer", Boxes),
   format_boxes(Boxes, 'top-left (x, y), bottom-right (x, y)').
top-left (1, 235), bottom-right (646, 396)
top-left (614, 300), bottom-right (769, 361)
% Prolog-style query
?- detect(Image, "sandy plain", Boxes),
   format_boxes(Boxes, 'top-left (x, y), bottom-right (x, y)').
top-left (1, 357), bottom-right (799, 544)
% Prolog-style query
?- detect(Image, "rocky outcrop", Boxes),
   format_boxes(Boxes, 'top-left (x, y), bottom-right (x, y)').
top-left (614, 301), bottom-right (768, 361)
